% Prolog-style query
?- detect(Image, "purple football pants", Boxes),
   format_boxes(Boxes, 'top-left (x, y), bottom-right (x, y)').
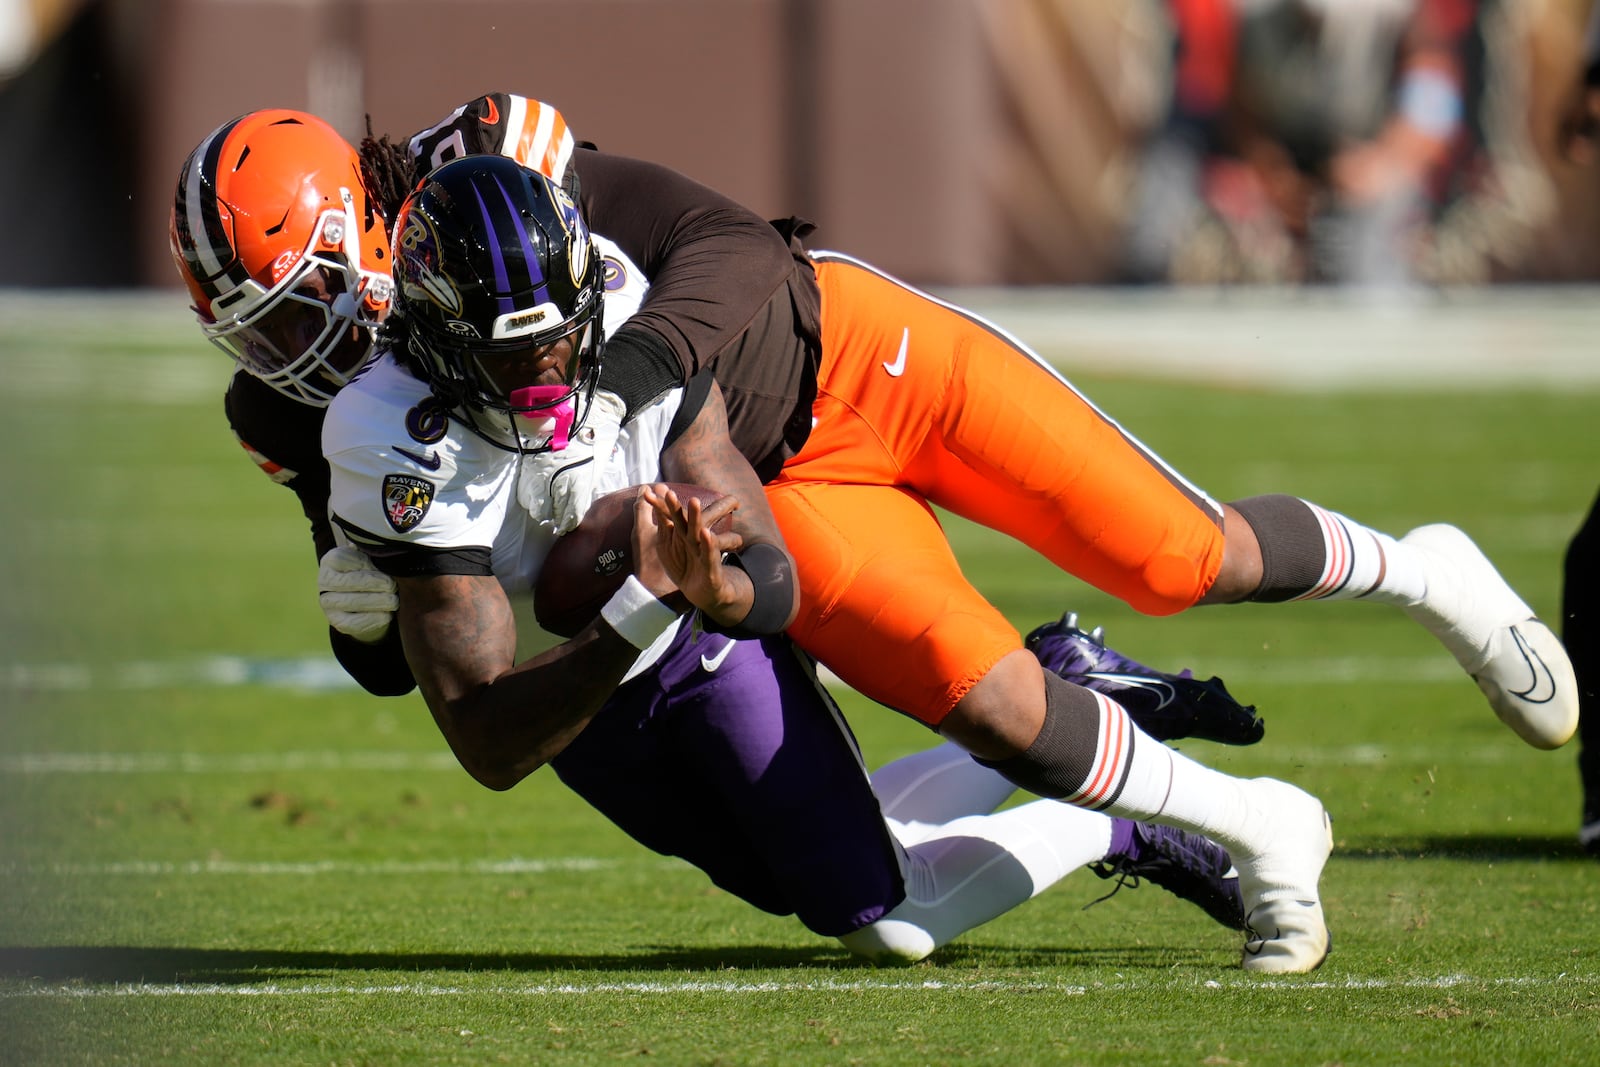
top-left (550, 624), bottom-right (907, 937)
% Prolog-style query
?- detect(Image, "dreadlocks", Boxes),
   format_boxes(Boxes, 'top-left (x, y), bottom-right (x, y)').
top-left (358, 115), bottom-right (420, 222)
top-left (353, 116), bottom-right (426, 377)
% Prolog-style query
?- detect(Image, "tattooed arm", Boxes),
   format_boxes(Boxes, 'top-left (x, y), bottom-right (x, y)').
top-left (395, 569), bottom-right (644, 790)
top-left (383, 382), bottom-right (793, 789)
top-left (655, 380), bottom-right (799, 633)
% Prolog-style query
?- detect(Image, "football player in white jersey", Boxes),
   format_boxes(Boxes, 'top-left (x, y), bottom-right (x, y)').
top-left (173, 109), bottom-right (1258, 963)
top-left (321, 153), bottom-right (1258, 960)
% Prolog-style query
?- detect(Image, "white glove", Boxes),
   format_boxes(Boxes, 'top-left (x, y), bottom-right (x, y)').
top-left (517, 389), bottom-right (629, 535)
top-left (319, 546), bottom-right (398, 643)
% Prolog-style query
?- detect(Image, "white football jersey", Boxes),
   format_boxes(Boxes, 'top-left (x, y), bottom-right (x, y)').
top-left (323, 235), bottom-right (688, 674)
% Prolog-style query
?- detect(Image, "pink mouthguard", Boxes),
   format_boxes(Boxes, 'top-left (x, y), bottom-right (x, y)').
top-left (508, 385), bottom-right (576, 451)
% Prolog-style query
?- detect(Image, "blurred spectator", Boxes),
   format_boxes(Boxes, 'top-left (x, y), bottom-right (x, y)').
top-left (1123, 0), bottom-right (1489, 287)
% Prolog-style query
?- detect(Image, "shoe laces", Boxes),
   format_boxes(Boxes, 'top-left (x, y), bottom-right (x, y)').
top-left (1085, 827), bottom-right (1246, 930)
top-left (1083, 855), bottom-right (1148, 910)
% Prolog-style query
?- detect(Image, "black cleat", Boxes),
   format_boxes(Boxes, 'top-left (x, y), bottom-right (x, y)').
top-left (1025, 613), bottom-right (1265, 745)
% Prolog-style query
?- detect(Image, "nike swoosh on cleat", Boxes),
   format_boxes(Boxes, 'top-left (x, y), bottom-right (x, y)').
top-left (882, 327), bottom-right (909, 377)
top-left (394, 445), bottom-right (443, 472)
top-left (1082, 672), bottom-right (1177, 710)
top-left (700, 641), bottom-right (736, 673)
top-left (1504, 624), bottom-right (1558, 703)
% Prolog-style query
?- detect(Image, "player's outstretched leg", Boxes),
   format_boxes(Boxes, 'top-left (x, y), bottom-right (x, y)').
top-left (839, 796), bottom-right (1113, 964)
top-left (838, 804), bottom-right (1247, 965)
top-left (1026, 612), bottom-right (1265, 745)
top-left (869, 744), bottom-right (1247, 934)
top-left (1227, 497), bottom-right (1578, 750)
top-left (1398, 524), bottom-right (1579, 750)
top-left (961, 657), bottom-right (1332, 973)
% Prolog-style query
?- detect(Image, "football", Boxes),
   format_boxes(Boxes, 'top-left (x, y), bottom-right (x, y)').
top-left (534, 483), bottom-right (729, 637)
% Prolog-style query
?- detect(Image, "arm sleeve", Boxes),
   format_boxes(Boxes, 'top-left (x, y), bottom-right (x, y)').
top-left (329, 625), bottom-right (417, 698)
top-left (597, 327), bottom-right (684, 418)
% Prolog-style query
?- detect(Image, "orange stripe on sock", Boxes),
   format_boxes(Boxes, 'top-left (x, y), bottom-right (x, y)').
top-left (1072, 693), bottom-right (1127, 807)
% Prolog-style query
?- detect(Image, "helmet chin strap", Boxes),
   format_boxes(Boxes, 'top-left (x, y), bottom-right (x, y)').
top-left (509, 385), bottom-right (576, 451)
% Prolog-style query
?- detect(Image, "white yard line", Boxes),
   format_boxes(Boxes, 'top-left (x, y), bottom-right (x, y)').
top-left (0, 972), bottom-right (1589, 999)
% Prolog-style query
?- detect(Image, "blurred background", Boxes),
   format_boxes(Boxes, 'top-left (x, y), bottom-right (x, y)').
top-left (5, 0), bottom-right (1600, 291)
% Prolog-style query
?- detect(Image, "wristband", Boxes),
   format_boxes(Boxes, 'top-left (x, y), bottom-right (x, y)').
top-left (600, 574), bottom-right (679, 649)
top-left (711, 542), bottom-right (796, 638)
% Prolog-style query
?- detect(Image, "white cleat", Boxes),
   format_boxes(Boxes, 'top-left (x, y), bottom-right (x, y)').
top-left (1234, 778), bottom-right (1333, 975)
top-left (1400, 524), bottom-right (1578, 750)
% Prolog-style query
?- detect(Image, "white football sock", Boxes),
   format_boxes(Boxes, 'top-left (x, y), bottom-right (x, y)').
top-left (1052, 692), bottom-right (1255, 848)
top-left (871, 742), bottom-right (1018, 843)
top-left (839, 800), bottom-right (1114, 963)
top-left (1294, 503), bottom-right (1427, 605)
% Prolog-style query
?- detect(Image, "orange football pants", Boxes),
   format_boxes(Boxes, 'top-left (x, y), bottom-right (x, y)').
top-left (765, 254), bottom-right (1227, 727)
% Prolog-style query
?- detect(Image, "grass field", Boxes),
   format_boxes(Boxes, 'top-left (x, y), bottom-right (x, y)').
top-left (1, 290), bottom-right (1597, 1065)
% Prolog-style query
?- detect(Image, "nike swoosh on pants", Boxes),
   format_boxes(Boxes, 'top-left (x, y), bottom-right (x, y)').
top-left (700, 641), bottom-right (736, 672)
top-left (882, 327), bottom-right (909, 377)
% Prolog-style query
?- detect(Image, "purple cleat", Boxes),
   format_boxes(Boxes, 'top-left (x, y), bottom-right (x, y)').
top-left (1025, 613), bottom-right (1265, 746)
top-left (1089, 819), bottom-right (1246, 931)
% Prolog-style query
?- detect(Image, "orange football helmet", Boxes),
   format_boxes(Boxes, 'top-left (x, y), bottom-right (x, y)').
top-left (170, 109), bottom-right (393, 406)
